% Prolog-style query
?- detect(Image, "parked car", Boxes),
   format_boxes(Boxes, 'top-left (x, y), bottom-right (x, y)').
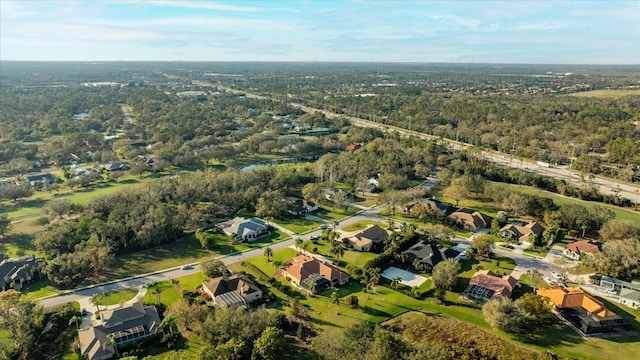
top-left (604, 289), bottom-right (617, 295)
top-left (544, 277), bottom-right (557, 285)
top-left (309, 234), bottom-right (321, 241)
top-left (551, 272), bottom-right (562, 279)
top-left (319, 224), bottom-right (328, 229)
top-left (181, 265), bottom-right (193, 270)
top-left (81, 308), bottom-right (88, 316)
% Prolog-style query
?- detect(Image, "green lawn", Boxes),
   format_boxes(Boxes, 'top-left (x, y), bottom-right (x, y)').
top-left (382, 213), bottom-right (472, 238)
top-left (456, 255), bottom-right (517, 291)
top-left (495, 182), bottom-right (640, 224)
top-left (1, 176), bottom-right (158, 225)
top-left (341, 220), bottom-right (386, 232)
top-left (106, 235), bottom-right (217, 281)
top-left (308, 239), bottom-right (377, 268)
top-left (93, 288), bottom-right (139, 306)
top-left (143, 272), bottom-right (209, 308)
top-left (567, 89), bottom-right (640, 98)
top-left (272, 215), bottom-right (321, 234)
top-left (315, 205), bottom-right (358, 221)
top-left (20, 279), bottom-right (61, 300)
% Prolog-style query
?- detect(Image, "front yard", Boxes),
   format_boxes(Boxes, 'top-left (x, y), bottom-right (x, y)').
top-left (271, 215), bottom-right (321, 234)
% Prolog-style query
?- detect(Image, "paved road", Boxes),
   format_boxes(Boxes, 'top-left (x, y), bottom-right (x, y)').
top-left (288, 102), bottom-right (640, 203)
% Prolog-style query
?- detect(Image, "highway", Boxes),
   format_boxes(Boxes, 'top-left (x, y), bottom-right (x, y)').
top-left (287, 102), bottom-right (640, 204)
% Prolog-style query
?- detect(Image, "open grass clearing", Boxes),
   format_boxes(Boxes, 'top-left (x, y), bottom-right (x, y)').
top-left (92, 288), bottom-right (138, 306)
top-left (142, 272), bottom-right (209, 308)
top-left (20, 279), bottom-right (60, 300)
top-left (567, 89), bottom-right (640, 98)
top-left (308, 240), bottom-right (377, 268)
top-left (494, 182), bottom-right (640, 224)
top-left (102, 230), bottom-right (289, 283)
top-left (315, 205), bottom-right (358, 221)
top-left (272, 215), bottom-right (321, 234)
top-left (341, 219), bottom-right (386, 232)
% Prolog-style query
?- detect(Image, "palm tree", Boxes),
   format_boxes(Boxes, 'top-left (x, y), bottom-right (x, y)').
top-left (330, 291), bottom-right (341, 315)
top-left (90, 293), bottom-right (105, 312)
top-left (263, 247), bottom-right (273, 262)
top-left (295, 237), bottom-right (304, 254)
top-left (159, 316), bottom-right (176, 336)
top-left (144, 281), bottom-right (160, 305)
top-left (301, 240), bottom-right (311, 255)
top-left (69, 315), bottom-right (82, 329)
top-left (330, 243), bottom-right (345, 267)
top-left (272, 259), bottom-right (283, 270)
top-left (412, 259), bottom-right (423, 273)
top-left (390, 276), bottom-right (402, 290)
top-left (103, 333), bottom-right (118, 357)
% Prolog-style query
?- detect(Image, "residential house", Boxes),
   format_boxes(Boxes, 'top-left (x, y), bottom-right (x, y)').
top-left (79, 302), bottom-right (161, 360)
top-left (345, 143), bottom-right (362, 151)
top-left (347, 224), bottom-right (391, 252)
top-left (537, 287), bottom-right (631, 335)
top-left (619, 288), bottom-right (640, 309)
top-left (463, 270), bottom-right (518, 304)
top-left (201, 274), bottom-right (263, 307)
top-left (402, 198), bottom-right (451, 215)
top-left (403, 242), bottom-right (460, 272)
top-left (25, 173), bottom-right (56, 187)
top-left (0, 255), bottom-right (40, 291)
top-left (219, 217), bottom-right (269, 243)
top-left (500, 221), bottom-right (546, 243)
top-left (564, 240), bottom-right (601, 260)
top-left (447, 209), bottom-right (493, 232)
top-left (285, 197), bottom-right (318, 217)
top-left (322, 187), bottom-right (353, 202)
top-left (101, 161), bottom-right (129, 172)
top-left (283, 254), bottom-right (349, 294)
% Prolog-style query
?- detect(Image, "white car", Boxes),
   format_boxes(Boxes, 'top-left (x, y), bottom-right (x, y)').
top-left (604, 289), bottom-right (617, 295)
top-left (544, 277), bottom-right (557, 285)
top-left (551, 272), bottom-right (562, 279)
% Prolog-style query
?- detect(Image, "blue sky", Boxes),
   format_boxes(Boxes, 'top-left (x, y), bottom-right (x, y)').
top-left (1, 0), bottom-right (639, 64)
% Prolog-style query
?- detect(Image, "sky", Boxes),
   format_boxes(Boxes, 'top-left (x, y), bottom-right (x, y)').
top-left (1, 0), bottom-right (639, 64)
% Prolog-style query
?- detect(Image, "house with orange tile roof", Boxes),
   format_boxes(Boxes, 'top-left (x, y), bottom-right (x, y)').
top-left (463, 270), bottom-right (518, 304)
top-left (447, 209), bottom-right (493, 232)
top-left (537, 286), bottom-right (631, 335)
top-left (563, 240), bottom-right (601, 260)
top-left (282, 254), bottom-right (349, 294)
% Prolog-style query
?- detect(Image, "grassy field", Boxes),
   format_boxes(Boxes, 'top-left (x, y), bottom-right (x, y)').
top-left (143, 272), bottom-right (209, 307)
top-left (20, 279), bottom-right (61, 300)
top-left (341, 220), bottom-right (386, 232)
top-left (568, 89), bottom-right (640, 98)
top-left (495, 182), bottom-right (640, 224)
top-left (104, 229), bottom-right (289, 282)
top-left (93, 288), bottom-right (139, 306)
top-left (236, 247), bottom-right (640, 359)
top-left (272, 215), bottom-right (321, 234)
top-left (315, 205), bottom-right (358, 221)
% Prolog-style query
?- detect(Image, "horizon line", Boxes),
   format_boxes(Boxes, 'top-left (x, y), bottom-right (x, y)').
top-left (1, 59), bottom-right (639, 67)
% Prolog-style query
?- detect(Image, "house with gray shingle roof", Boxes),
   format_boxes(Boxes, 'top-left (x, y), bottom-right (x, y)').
top-left (0, 255), bottom-right (40, 291)
top-left (79, 302), bottom-right (161, 360)
top-left (219, 217), bottom-right (269, 243)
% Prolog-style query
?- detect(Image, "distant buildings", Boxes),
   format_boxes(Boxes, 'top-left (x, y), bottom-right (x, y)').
top-left (177, 91), bottom-right (207, 98)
